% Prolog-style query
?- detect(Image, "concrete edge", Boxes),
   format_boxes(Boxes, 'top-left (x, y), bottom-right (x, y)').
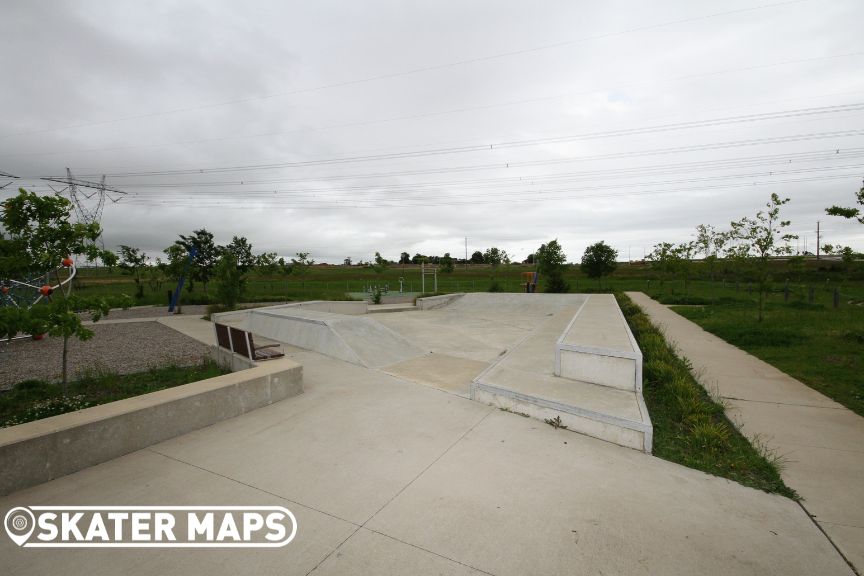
top-left (0, 355), bottom-right (303, 497)
top-left (416, 293), bottom-right (465, 310)
top-left (471, 380), bottom-right (651, 452)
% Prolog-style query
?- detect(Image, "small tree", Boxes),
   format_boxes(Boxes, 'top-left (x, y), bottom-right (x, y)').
top-left (118, 245), bottom-right (149, 299)
top-left (470, 250), bottom-right (484, 264)
top-left (399, 252), bottom-right (411, 266)
top-left (370, 251), bottom-right (389, 275)
top-left (223, 236), bottom-right (256, 273)
top-left (439, 253), bottom-right (455, 274)
top-left (536, 239), bottom-right (569, 293)
top-left (343, 257), bottom-right (352, 266)
top-left (483, 247), bottom-right (509, 291)
top-left (671, 241), bottom-right (697, 294)
top-left (175, 229), bottom-right (220, 294)
top-left (729, 193), bottom-right (797, 321)
top-left (214, 253), bottom-right (244, 309)
top-left (1, 190), bottom-right (129, 390)
top-left (291, 252), bottom-right (315, 289)
top-left (581, 241), bottom-right (618, 289)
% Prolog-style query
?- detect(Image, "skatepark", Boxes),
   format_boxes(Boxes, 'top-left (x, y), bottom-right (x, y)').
top-left (0, 293), bottom-right (858, 575)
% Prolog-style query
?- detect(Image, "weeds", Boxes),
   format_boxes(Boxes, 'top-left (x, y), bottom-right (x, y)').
top-left (617, 293), bottom-right (797, 498)
top-left (544, 415), bottom-right (568, 429)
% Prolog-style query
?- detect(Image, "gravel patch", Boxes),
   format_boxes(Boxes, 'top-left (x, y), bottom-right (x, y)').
top-left (0, 322), bottom-right (212, 389)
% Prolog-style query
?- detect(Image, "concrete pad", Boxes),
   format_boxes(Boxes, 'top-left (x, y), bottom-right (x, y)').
top-left (628, 292), bottom-right (864, 573)
top-left (312, 528), bottom-right (484, 575)
top-left (366, 410), bottom-right (852, 576)
top-left (149, 352), bottom-right (492, 525)
top-left (0, 449), bottom-right (357, 576)
top-left (158, 314), bottom-right (216, 346)
top-left (382, 353), bottom-right (489, 397)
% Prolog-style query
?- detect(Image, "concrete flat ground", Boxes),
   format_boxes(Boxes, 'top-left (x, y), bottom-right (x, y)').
top-left (0, 297), bottom-right (855, 575)
top-left (627, 292), bottom-right (863, 574)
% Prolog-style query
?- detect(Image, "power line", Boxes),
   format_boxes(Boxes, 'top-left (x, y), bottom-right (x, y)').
top-left (0, 0), bottom-right (810, 141)
top-left (70, 127), bottom-right (864, 178)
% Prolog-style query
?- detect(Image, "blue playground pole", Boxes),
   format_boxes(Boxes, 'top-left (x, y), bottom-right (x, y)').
top-left (169, 247), bottom-right (197, 313)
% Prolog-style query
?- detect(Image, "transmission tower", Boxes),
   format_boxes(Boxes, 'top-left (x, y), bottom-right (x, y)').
top-left (41, 168), bottom-right (127, 247)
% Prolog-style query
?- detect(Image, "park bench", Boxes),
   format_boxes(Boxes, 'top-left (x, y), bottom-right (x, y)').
top-left (214, 323), bottom-right (284, 362)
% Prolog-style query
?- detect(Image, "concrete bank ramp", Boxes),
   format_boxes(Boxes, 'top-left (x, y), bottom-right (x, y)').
top-left (246, 306), bottom-right (425, 368)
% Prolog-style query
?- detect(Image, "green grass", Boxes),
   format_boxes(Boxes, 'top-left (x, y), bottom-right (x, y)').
top-left (1, 362), bottom-right (228, 428)
top-left (617, 293), bottom-right (796, 498)
top-left (672, 298), bottom-right (864, 417)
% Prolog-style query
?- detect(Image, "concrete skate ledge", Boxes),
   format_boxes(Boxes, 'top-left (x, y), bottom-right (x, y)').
top-left (416, 293), bottom-right (464, 310)
top-left (0, 357), bottom-right (303, 496)
top-left (472, 381), bottom-right (652, 452)
top-left (554, 295), bottom-right (643, 393)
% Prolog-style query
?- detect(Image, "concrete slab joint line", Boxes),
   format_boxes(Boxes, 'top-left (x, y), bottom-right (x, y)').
top-left (625, 291), bottom-right (864, 575)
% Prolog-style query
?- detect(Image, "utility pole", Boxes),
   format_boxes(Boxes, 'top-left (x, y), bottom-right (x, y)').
top-left (816, 221), bottom-right (821, 260)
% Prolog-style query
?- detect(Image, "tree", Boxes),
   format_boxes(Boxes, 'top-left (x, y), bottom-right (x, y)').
top-left (671, 241), bottom-right (697, 294)
top-left (439, 253), bottom-right (455, 274)
top-left (647, 242), bottom-right (678, 288)
top-left (399, 252), bottom-right (411, 265)
top-left (695, 224), bottom-right (728, 281)
top-left (2, 189), bottom-right (102, 275)
top-left (536, 239), bottom-right (569, 293)
top-left (370, 251), bottom-right (389, 275)
top-left (118, 245), bottom-right (149, 299)
top-left (214, 253), bottom-right (244, 309)
top-left (343, 257), bottom-right (352, 266)
top-left (729, 193), bottom-right (797, 322)
top-left (826, 181), bottom-right (864, 224)
top-left (581, 241), bottom-right (618, 288)
top-left (223, 236), bottom-right (256, 273)
top-left (523, 253), bottom-right (536, 265)
top-left (1, 189), bottom-right (129, 390)
top-left (174, 229), bottom-right (219, 294)
top-left (411, 253), bottom-right (427, 265)
top-left (483, 247), bottom-right (509, 291)
top-left (255, 252), bottom-right (280, 276)
top-left (291, 252), bottom-right (315, 287)
top-left (470, 250), bottom-right (484, 264)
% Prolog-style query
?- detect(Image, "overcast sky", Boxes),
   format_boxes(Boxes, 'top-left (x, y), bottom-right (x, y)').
top-left (2, 0), bottom-right (863, 263)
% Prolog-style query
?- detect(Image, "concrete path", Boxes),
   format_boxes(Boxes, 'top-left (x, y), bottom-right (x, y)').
top-left (1, 347), bottom-right (852, 575)
top-left (158, 314), bottom-right (216, 346)
top-left (627, 291), bottom-right (864, 574)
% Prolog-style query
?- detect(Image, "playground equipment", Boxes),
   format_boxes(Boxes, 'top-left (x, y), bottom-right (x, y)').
top-left (0, 257), bottom-right (77, 309)
top-left (421, 262), bottom-right (438, 293)
top-left (521, 271), bottom-right (538, 293)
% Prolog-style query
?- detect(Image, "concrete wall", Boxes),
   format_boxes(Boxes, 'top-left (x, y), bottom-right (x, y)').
top-left (285, 300), bottom-right (368, 315)
top-left (416, 293), bottom-right (464, 310)
top-left (557, 349), bottom-right (637, 392)
top-left (0, 358), bottom-right (303, 496)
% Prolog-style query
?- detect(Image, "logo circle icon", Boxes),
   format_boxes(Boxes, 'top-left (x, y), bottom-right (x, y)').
top-left (4, 507), bottom-right (36, 546)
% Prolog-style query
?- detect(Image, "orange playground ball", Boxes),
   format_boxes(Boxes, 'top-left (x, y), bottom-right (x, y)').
top-left (62, 257), bottom-right (74, 267)
top-left (39, 285), bottom-right (53, 296)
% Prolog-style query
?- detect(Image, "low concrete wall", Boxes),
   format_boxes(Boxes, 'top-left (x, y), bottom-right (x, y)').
top-left (416, 293), bottom-right (464, 310)
top-left (0, 358), bottom-right (303, 496)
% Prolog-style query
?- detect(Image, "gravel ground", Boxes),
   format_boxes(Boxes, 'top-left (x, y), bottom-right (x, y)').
top-left (0, 322), bottom-right (212, 389)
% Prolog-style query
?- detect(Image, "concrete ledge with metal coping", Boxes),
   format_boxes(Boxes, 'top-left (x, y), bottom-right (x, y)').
top-left (0, 356), bottom-right (303, 496)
